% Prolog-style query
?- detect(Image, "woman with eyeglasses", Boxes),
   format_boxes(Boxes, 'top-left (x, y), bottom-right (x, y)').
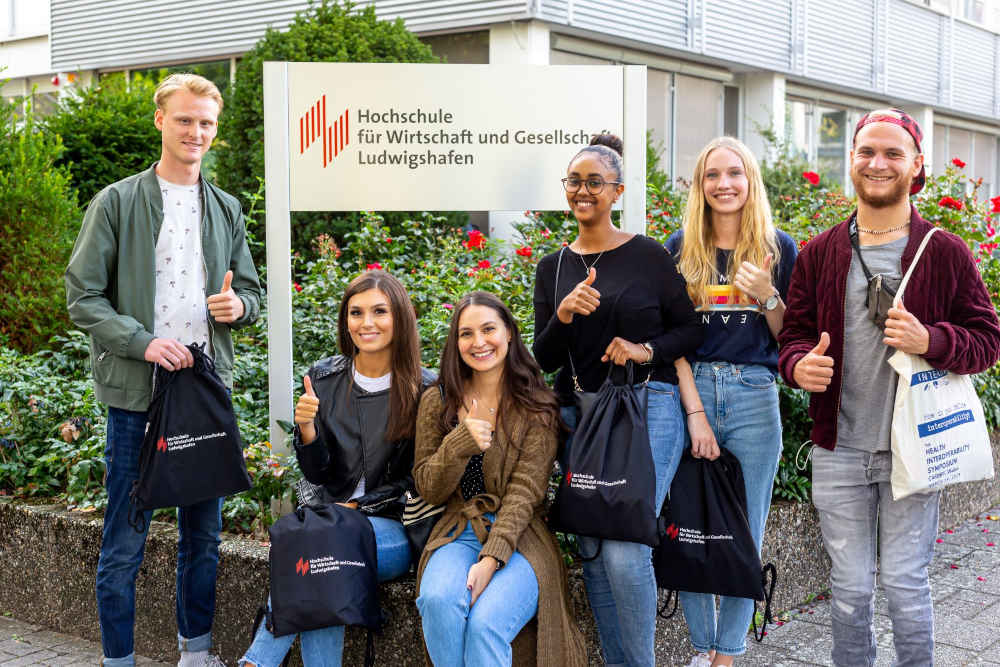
top-left (665, 137), bottom-right (797, 667)
top-left (532, 133), bottom-right (703, 667)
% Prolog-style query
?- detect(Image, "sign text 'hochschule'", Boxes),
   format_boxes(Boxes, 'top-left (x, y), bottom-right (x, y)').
top-left (288, 64), bottom-right (624, 211)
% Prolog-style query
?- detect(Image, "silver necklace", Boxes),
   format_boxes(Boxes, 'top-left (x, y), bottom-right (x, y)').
top-left (856, 219), bottom-right (910, 235)
top-left (576, 247), bottom-right (607, 273)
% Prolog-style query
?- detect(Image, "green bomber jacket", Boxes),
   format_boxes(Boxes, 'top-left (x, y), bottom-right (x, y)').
top-left (65, 164), bottom-right (262, 411)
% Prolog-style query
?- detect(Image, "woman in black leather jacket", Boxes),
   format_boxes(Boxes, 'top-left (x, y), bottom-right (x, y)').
top-left (241, 270), bottom-right (434, 667)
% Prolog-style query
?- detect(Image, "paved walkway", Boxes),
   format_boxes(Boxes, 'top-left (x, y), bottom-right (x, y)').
top-left (0, 617), bottom-right (169, 667)
top-left (739, 505), bottom-right (1000, 666)
top-left (5, 507), bottom-right (1000, 666)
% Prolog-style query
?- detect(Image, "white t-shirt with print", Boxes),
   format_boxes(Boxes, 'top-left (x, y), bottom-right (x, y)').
top-left (154, 176), bottom-right (210, 354)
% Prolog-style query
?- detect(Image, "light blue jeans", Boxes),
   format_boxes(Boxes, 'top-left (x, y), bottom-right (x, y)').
top-left (240, 515), bottom-right (411, 667)
top-left (416, 516), bottom-right (539, 667)
top-left (677, 362), bottom-right (782, 657)
top-left (812, 445), bottom-right (939, 667)
top-left (564, 380), bottom-right (685, 667)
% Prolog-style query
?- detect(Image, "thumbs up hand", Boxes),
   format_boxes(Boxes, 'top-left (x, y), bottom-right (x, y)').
top-left (734, 254), bottom-right (776, 305)
top-left (463, 398), bottom-right (494, 452)
top-left (793, 332), bottom-right (835, 392)
top-left (556, 266), bottom-right (601, 324)
top-left (207, 270), bottom-right (245, 323)
top-left (295, 375), bottom-right (320, 444)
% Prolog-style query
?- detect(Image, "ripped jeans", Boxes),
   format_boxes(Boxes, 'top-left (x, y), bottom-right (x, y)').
top-left (812, 445), bottom-right (939, 667)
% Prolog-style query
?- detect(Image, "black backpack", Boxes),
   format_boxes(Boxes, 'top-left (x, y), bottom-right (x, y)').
top-left (129, 343), bottom-right (251, 530)
top-left (653, 447), bottom-right (777, 641)
top-left (549, 362), bottom-right (659, 547)
top-left (265, 503), bottom-right (382, 665)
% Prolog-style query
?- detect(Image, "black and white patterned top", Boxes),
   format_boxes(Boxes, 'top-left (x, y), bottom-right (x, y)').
top-left (460, 453), bottom-right (487, 500)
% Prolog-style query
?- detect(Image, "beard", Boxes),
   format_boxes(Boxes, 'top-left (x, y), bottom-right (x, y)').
top-left (852, 171), bottom-right (912, 208)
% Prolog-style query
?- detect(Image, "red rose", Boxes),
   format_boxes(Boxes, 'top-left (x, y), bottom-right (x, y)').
top-left (463, 229), bottom-right (485, 250)
top-left (516, 246), bottom-right (532, 257)
top-left (938, 196), bottom-right (963, 210)
top-left (385, 237), bottom-right (392, 243)
top-left (541, 228), bottom-right (551, 239)
top-left (442, 303), bottom-right (454, 310)
top-left (802, 171), bottom-right (820, 186)
top-left (477, 259), bottom-right (491, 269)
top-left (952, 158), bottom-right (966, 168)
top-left (990, 196), bottom-right (1000, 214)
top-left (366, 262), bottom-right (383, 270)
top-left (293, 282), bottom-right (302, 292)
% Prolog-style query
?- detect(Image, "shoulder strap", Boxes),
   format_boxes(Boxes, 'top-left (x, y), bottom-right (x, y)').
top-left (848, 216), bottom-right (877, 282)
top-left (894, 227), bottom-right (938, 305)
top-left (554, 246), bottom-right (581, 385)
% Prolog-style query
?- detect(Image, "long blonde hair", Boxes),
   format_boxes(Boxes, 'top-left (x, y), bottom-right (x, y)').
top-left (677, 137), bottom-right (779, 307)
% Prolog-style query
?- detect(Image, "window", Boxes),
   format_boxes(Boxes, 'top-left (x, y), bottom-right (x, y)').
top-left (724, 85), bottom-right (740, 138)
top-left (933, 122), bottom-right (1000, 197)
top-left (674, 74), bottom-right (724, 184)
top-left (784, 98), bottom-right (853, 188)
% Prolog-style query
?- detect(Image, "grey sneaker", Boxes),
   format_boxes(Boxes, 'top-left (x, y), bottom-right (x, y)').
top-left (203, 657), bottom-right (227, 667)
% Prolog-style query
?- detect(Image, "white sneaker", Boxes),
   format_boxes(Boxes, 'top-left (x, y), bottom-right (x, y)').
top-left (202, 657), bottom-right (227, 667)
top-left (684, 653), bottom-right (712, 667)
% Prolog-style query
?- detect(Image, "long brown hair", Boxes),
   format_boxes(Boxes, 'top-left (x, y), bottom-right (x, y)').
top-left (436, 291), bottom-right (561, 441)
top-left (337, 270), bottom-right (422, 441)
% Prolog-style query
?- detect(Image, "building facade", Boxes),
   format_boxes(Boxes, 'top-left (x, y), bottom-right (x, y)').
top-left (4, 0), bottom-right (999, 221)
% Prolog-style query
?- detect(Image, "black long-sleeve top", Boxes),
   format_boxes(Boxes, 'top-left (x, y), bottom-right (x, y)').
top-left (532, 235), bottom-right (703, 404)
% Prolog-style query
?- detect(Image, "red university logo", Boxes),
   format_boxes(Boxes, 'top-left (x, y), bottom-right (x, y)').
top-left (666, 523), bottom-right (679, 540)
top-left (156, 437), bottom-right (167, 453)
top-left (296, 557), bottom-right (310, 576)
top-left (299, 95), bottom-right (349, 168)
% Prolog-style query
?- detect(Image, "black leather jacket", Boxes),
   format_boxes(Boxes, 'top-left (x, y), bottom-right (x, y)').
top-left (293, 355), bottom-right (436, 519)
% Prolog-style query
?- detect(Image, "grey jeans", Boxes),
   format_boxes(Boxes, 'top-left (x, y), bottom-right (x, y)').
top-left (812, 445), bottom-right (939, 667)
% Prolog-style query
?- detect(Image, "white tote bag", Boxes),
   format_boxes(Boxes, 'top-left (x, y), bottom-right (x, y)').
top-left (889, 227), bottom-right (994, 499)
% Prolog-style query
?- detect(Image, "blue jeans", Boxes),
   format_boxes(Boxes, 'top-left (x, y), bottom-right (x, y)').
top-left (812, 445), bottom-right (939, 667)
top-left (417, 517), bottom-right (539, 667)
top-left (677, 362), bottom-right (782, 657)
top-left (241, 515), bottom-right (411, 667)
top-left (564, 380), bottom-right (685, 667)
top-left (97, 407), bottom-right (223, 666)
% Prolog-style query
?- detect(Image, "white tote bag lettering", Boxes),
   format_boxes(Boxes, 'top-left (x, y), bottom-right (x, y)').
top-left (889, 227), bottom-right (994, 499)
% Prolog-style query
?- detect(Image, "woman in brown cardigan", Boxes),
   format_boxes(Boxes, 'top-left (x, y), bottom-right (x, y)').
top-left (414, 291), bottom-right (588, 667)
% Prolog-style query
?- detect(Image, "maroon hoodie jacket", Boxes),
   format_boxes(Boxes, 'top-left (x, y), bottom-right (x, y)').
top-left (778, 205), bottom-right (1000, 451)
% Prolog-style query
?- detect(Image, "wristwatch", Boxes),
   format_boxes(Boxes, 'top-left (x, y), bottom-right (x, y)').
top-left (759, 290), bottom-right (780, 312)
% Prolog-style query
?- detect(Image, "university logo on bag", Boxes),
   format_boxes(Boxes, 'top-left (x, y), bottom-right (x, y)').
top-left (665, 523), bottom-right (679, 540)
top-left (299, 95), bottom-right (350, 168)
top-left (156, 436), bottom-right (167, 453)
top-left (292, 554), bottom-right (367, 576)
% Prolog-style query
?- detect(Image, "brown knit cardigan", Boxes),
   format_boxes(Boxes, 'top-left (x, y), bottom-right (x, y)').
top-left (413, 386), bottom-right (588, 667)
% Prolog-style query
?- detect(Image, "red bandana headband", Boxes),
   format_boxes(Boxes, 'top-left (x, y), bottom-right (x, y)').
top-left (853, 108), bottom-right (925, 195)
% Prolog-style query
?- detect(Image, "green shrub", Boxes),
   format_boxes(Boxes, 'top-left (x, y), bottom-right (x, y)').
top-left (215, 0), bottom-right (450, 262)
top-left (0, 97), bottom-right (79, 352)
top-left (43, 74), bottom-right (161, 205)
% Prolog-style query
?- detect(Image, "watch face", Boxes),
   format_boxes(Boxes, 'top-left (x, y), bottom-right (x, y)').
top-left (764, 294), bottom-right (779, 311)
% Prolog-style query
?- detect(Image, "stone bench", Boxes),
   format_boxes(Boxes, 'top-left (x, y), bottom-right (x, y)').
top-left (2, 431), bottom-right (996, 665)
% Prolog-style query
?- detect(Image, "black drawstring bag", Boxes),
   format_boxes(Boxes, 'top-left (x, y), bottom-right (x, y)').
top-left (266, 503), bottom-right (382, 665)
top-left (129, 343), bottom-right (251, 530)
top-left (653, 447), bottom-right (777, 641)
top-left (549, 362), bottom-right (659, 547)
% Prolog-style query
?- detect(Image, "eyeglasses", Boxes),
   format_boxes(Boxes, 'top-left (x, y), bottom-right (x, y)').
top-left (561, 177), bottom-right (622, 195)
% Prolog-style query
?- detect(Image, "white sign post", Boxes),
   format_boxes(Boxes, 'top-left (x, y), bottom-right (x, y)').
top-left (264, 62), bottom-right (646, 450)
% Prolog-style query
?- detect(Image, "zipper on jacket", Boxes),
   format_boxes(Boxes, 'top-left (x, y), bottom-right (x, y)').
top-left (198, 187), bottom-right (216, 358)
top-left (832, 252), bottom-right (849, 447)
top-left (98, 351), bottom-right (108, 362)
